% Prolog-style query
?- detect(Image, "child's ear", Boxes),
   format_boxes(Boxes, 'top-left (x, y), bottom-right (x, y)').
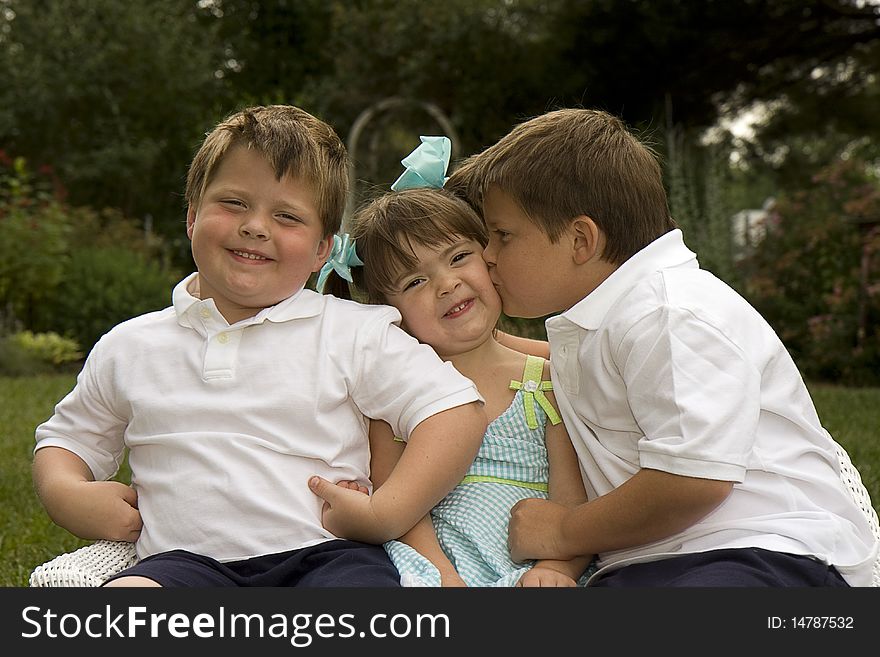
top-left (185, 206), bottom-right (196, 240)
top-left (311, 234), bottom-right (335, 272)
top-left (570, 216), bottom-right (603, 264)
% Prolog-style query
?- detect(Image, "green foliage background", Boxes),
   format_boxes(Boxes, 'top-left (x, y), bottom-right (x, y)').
top-left (0, 0), bottom-right (879, 381)
top-left (1, 0), bottom-right (880, 590)
top-left (741, 159), bottom-right (880, 384)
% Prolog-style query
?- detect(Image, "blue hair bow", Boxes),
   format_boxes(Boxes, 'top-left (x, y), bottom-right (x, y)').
top-left (390, 135), bottom-right (451, 191)
top-left (317, 233), bottom-right (363, 291)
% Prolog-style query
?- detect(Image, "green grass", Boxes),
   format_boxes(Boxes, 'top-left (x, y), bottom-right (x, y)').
top-left (0, 374), bottom-right (87, 587)
top-left (1, 375), bottom-right (878, 587)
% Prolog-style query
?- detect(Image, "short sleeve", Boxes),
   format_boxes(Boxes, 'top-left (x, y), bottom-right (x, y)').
top-left (33, 338), bottom-right (128, 481)
top-left (617, 304), bottom-right (760, 482)
top-left (349, 307), bottom-right (482, 439)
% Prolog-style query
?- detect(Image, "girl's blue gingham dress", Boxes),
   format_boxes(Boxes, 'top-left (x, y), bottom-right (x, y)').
top-left (385, 355), bottom-right (589, 586)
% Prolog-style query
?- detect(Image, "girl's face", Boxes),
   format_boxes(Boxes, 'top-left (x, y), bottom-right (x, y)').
top-left (383, 236), bottom-right (502, 359)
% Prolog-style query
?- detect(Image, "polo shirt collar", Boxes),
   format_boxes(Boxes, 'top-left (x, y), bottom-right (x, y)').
top-left (173, 272), bottom-right (324, 329)
top-left (556, 229), bottom-right (697, 330)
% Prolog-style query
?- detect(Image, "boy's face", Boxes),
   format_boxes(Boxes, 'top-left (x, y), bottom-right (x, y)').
top-left (383, 236), bottom-right (501, 360)
top-left (186, 145), bottom-right (332, 323)
top-left (481, 185), bottom-right (580, 318)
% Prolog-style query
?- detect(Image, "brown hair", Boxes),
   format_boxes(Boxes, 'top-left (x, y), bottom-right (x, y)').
top-left (324, 188), bottom-right (488, 304)
top-left (185, 105), bottom-right (349, 236)
top-left (451, 108), bottom-right (676, 264)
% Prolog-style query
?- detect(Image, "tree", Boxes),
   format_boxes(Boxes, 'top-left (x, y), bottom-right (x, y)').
top-left (738, 56), bottom-right (880, 192)
top-left (296, 1), bottom-right (553, 157)
top-left (194, 0), bottom-right (336, 107)
top-left (543, 0), bottom-right (880, 130)
top-left (4, 0), bottom-right (879, 270)
top-left (0, 0), bottom-right (225, 246)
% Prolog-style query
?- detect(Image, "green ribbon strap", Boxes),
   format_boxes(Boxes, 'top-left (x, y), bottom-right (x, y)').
top-left (460, 474), bottom-right (549, 492)
top-left (509, 354), bottom-right (562, 429)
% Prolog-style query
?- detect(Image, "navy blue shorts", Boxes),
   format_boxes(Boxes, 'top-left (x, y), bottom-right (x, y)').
top-left (102, 539), bottom-right (401, 587)
top-left (591, 547), bottom-right (850, 587)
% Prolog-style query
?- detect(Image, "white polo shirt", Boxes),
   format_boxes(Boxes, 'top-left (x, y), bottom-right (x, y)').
top-left (545, 229), bottom-right (878, 585)
top-left (35, 273), bottom-right (481, 562)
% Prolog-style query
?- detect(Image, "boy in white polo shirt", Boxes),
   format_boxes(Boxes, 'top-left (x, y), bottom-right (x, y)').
top-left (32, 105), bottom-right (486, 587)
top-left (451, 107), bottom-right (878, 586)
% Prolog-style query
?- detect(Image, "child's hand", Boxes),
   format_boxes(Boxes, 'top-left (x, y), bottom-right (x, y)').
top-left (516, 566), bottom-right (577, 587)
top-left (508, 498), bottom-right (570, 562)
top-left (334, 480), bottom-right (371, 495)
top-left (33, 447), bottom-right (142, 542)
top-left (57, 481), bottom-right (142, 542)
top-left (308, 475), bottom-right (387, 543)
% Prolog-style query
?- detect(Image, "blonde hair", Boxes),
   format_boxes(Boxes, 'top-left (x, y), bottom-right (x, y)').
top-left (327, 188), bottom-right (488, 304)
top-left (450, 108), bottom-right (676, 264)
top-left (185, 105), bottom-right (349, 236)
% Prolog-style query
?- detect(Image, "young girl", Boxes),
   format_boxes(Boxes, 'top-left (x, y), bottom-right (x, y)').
top-left (322, 179), bottom-right (592, 586)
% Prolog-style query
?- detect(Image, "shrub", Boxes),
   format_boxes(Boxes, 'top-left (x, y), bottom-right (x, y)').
top-left (0, 150), bottom-right (61, 205)
top-left (0, 203), bottom-right (73, 327)
top-left (12, 331), bottom-right (82, 366)
top-left (1, 153), bottom-right (180, 353)
top-left (739, 158), bottom-right (880, 384)
top-left (31, 246), bottom-right (174, 353)
top-left (0, 331), bottom-right (81, 376)
top-left (0, 336), bottom-right (48, 376)
top-left (0, 155), bottom-right (71, 331)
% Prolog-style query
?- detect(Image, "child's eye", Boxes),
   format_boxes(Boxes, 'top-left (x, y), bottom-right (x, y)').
top-left (222, 199), bottom-right (245, 208)
top-left (451, 251), bottom-right (472, 264)
top-left (276, 213), bottom-right (302, 224)
top-left (402, 277), bottom-right (425, 291)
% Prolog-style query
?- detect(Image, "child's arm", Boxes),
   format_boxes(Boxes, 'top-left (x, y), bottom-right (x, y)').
top-left (495, 331), bottom-right (550, 359)
top-left (518, 388), bottom-right (592, 586)
top-left (368, 421), bottom-right (467, 586)
top-left (310, 400), bottom-right (487, 544)
top-left (396, 517), bottom-right (468, 586)
top-left (32, 446), bottom-right (142, 541)
top-left (508, 468), bottom-right (733, 563)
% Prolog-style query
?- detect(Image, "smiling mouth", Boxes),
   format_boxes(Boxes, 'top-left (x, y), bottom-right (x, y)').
top-left (444, 299), bottom-right (473, 318)
top-left (231, 249), bottom-right (270, 261)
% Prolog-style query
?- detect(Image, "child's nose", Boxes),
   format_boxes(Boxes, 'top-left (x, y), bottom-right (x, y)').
top-left (482, 242), bottom-right (496, 266)
top-left (437, 273), bottom-right (461, 296)
top-left (239, 212), bottom-right (271, 240)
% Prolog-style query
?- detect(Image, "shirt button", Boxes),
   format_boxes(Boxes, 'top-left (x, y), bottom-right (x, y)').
top-left (199, 308), bottom-right (210, 319)
top-left (217, 333), bottom-right (229, 344)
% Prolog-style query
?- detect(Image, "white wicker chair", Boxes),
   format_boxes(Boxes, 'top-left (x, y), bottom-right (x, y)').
top-left (29, 442), bottom-right (880, 587)
top-left (29, 538), bottom-right (138, 587)
top-left (833, 441), bottom-right (880, 587)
